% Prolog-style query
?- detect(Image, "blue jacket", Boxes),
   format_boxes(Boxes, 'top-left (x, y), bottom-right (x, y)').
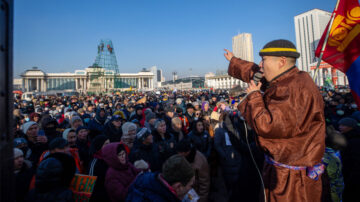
top-left (126, 172), bottom-right (180, 202)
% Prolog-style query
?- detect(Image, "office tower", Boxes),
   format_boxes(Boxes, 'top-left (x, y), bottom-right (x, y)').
top-left (232, 33), bottom-right (254, 62)
top-left (294, 9), bottom-right (331, 72)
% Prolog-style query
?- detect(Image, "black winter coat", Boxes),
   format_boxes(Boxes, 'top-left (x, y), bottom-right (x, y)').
top-left (129, 143), bottom-right (162, 172)
top-left (103, 122), bottom-right (123, 142)
top-left (15, 161), bottom-right (35, 202)
top-left (152, 130), bottom-right (177, 163)
top-left (187, 130), bottom-right (212, 158)
top-left (88, 158), bottom-right (110, 202)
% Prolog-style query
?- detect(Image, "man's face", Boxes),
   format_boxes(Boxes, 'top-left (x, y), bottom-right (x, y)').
top-left (112, 119), bottom-right (122, 128)
top-left (260, 56), bottom-right (290, 82)
top-left (26, 124), bottom-right (39, 141)
top-left (167, 111), bottom-right (174, 118)
top-left (157, 122), bottom-right (167, 134)
top-left (187, 108), bottom-right (194, 114)
top-left (78, 129), bottom-right (88, 141)
top-left (67, 132), bottom-right (77, 146)
top-left (143, 134), bottom-right (153, 145)
top-left (174, 176), bottom-right (195, 200)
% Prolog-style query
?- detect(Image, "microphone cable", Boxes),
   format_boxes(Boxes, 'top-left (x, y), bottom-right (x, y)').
top-left (244, 121), bottom-right (267, 202)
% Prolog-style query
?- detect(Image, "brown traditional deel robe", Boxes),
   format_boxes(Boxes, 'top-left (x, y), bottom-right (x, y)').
top-left (228, 57), bottom-right (325, 202)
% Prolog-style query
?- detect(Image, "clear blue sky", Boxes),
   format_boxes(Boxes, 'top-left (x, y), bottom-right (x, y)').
top-left (14, 0), bottom-right (337, 79)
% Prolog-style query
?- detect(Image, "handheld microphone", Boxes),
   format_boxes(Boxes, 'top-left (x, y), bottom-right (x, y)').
top-left (229, 71), bottom-right (263, 97)
top-left (253, 71), bottom-right (263, 85)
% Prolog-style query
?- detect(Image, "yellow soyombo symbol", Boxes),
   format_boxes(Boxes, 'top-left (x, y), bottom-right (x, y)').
top-left (328, 6), bottom-right (360, 52)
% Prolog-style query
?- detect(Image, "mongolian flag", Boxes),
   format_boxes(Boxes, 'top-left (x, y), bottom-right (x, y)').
top-left (315, 0), bottom-right (360, 107)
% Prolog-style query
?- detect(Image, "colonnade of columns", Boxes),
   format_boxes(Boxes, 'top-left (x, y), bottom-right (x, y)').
top-left (22, 76), bottom-right (155, 92)
top-left (207, 77), bottom-right (245, 89)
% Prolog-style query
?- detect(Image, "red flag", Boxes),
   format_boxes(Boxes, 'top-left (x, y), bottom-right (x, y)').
top-left (315, 0), bottom-right (360, 108)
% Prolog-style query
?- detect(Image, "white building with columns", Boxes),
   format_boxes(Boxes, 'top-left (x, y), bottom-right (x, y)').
top-left (21, 66), bottom-right (155, 93)
top-left (205, 72), bottom-right (247, 90)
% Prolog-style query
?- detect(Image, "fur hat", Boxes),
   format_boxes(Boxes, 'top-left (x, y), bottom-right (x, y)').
top-left (259, 39), bottom-right (300, 58)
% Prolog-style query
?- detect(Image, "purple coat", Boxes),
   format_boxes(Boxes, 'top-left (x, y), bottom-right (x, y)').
top-left (102, 143), bottom-right (139, 202)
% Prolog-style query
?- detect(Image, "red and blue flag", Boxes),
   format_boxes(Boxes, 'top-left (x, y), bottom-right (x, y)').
top-left (315, 0), bottom-right (360, 107)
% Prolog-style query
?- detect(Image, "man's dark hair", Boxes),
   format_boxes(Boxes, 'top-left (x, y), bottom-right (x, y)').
top-left (162, 154), bottom-right (194, 186)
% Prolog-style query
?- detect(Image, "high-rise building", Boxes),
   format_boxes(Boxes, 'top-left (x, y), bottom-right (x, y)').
top-left (232, 33), bottom-right (254, 62)
top-left (294, 9), bottom-right (331, 72)
top-left (294, 9), bottom-right (348, 87)
top-left (93, 39), bottom-right (119, 73)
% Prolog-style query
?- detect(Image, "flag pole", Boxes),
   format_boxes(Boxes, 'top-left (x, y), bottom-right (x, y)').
top-left (313, 0), bottom-right (341, 82)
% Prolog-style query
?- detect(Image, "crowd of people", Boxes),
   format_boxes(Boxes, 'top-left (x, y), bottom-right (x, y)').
top-left (12, 86), bottom-right (360, 201)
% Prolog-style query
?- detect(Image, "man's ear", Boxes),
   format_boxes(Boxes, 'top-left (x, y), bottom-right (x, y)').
top-left (171, 182), bottom-right (182, 193)
top-left (279, 57), bottom-right (287, 68)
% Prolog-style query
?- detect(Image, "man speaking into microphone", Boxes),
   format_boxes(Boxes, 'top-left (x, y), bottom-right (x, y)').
top-left (224, 39), bottom-right (325, 202)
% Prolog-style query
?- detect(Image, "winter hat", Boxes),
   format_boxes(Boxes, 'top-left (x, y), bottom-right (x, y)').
top-left (192, 101), bottom-right (200, 107)
top-left (131, 119), bottom-right (140, 125)
top-left (21, 121), bottom-right (37, 134)
top-left (76, 126), bottom-right (88, 134)
top-left (49, 137), bottom-right (69, 151)
top-left (62, 128), bottom-right (75, 140)
top-left (14, 138), bottom-right (28, 147)
top-left (134, 160), bottom-right (149, 170)
top-left (122, 122), bottom-right (137, 135)
top-left (162, 154), bottom-right (195, 186)
top-left (154, 119), bottom-right (165, 129)
top-left (175, 98), bottom-right (183, 105)
top-left (186, 103), bottom-right (195, 110)
top-left (36, 153), bottom-right (76, 191)
top-left (338, 117), bottom-right (358, 129)
top-left (136, 127), bottom-right (151, 142)
top-left (145, 112), bottom-right (156, 122)
top-left (70, 116), bottom-right (82, 125)
top-left (144, 108), bottom-right (152, 116)
top-left (111, 114), bottom-right (124, 122)
top-left (14, 148), bottom-right (24, 158)
top-left (113, 111), bottom-right (126, 119)
top-left (259, 39), bottom-right (300, 58)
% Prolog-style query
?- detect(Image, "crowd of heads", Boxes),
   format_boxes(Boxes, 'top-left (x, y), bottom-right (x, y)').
top-left (11, 87), bottom-right (360, 201)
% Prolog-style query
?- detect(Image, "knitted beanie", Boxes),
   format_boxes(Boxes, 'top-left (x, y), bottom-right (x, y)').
top-left (259, 39), bottom-right (300, 58)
